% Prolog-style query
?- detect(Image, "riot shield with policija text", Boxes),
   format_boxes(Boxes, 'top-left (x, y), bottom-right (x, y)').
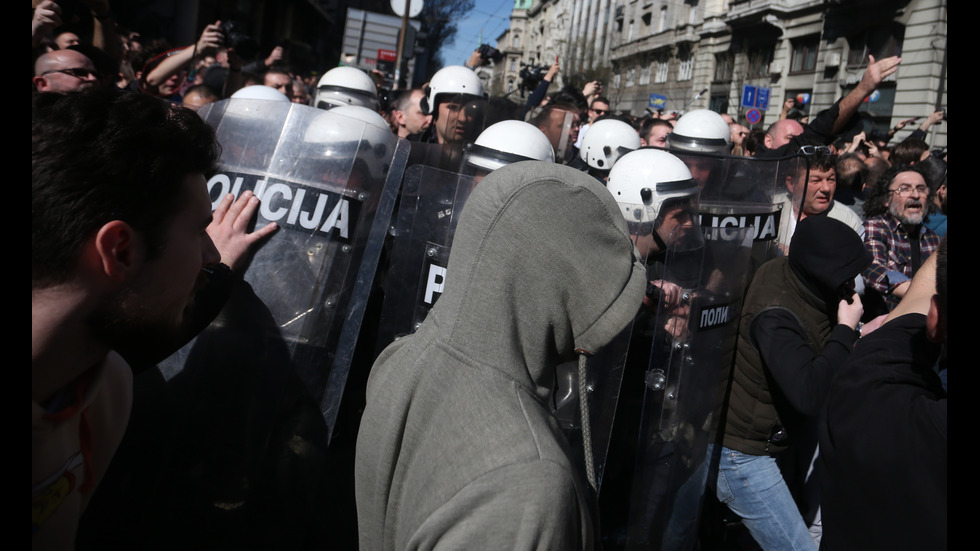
top-left (624, 225), bottom-right (754, 551)
top-left (160, 99), bottom-right (409, 441)
top-left (375, 164), bottom-right (476, 353)
top-left (668, 149), bottom-right (807, 266)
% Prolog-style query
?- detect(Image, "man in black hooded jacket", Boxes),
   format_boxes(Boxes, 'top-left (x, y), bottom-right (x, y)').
top-left (713, 217), bottom-right (871, 550)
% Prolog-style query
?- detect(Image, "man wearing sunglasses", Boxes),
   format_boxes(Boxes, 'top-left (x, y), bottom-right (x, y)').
top-left (33, 49), bottom-right (100, 93)
top-left (574, 96), bottom-right (611, 149)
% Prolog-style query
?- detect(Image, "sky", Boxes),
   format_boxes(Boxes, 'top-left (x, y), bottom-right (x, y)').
top-left (440, 0), bottom-right (515, 66)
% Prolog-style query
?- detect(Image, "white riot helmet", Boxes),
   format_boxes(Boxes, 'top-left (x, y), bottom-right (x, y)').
top-left (667, 109), bottom-right (731, 154)
top-left (578, 119), bottom-right (642, 172)
top-left (463, 120), bottom-right (555, 172)
top-left (606, 149), bottom-right (700, 224)
top-left (303, 105), bottom-right (399, 180)
top-left (231, 85), bottom-right (291, 102)
top-left (314, 66), bottom-right (380, 111)
top-left (421, 65), bottom-right (485, 116)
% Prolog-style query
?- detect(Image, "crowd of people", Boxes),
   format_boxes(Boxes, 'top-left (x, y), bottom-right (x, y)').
top-left (33, 4), bottom-right (946, 550)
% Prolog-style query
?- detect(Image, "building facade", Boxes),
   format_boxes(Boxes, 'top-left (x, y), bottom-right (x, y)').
top-left (493, 0), bottom-right (947, 147)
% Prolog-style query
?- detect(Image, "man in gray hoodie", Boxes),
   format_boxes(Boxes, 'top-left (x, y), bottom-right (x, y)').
top-left (355, 161), bottom-right (647, 549)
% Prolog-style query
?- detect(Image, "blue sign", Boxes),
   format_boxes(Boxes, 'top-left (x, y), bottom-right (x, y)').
top-left (756, 87), bottom-right (770, 111)
top-left (648, 93), bottom-right (667, 110)
top-left (741, 85), bottom-right (757, 109)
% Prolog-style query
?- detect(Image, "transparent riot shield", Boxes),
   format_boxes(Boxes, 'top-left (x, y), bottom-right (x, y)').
top-left (374, 164), bottom-right (476, 353)
top-left (160, 99), bottom-right (409, 440)
top-left (668, 149), bottom-right (808, 266)
top-left (556, 197), bottom-right (699, 496)
top-left (554, 322), bottom-right (636, 494)
top-left (623, 224), bottom-right (754, 551)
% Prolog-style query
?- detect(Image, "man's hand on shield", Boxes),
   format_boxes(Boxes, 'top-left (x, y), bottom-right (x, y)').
top-left (644, 279), bottom-right (683, 310)
top-left (207, 191), bottom-right (279, 276)
top-left (664, 303), bottom-right (691, 340)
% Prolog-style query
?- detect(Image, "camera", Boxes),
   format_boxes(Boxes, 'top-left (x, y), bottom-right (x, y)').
top-left (476, 44), bottom-right (503, 64)
top-left (518, 62), bottom-right (548, 95)
top-left (218, 21), bottom-right (259, 62)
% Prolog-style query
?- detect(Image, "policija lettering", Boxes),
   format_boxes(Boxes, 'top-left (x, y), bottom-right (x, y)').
top-left (699, 211), bottom-right (781, 242)
top-left (207, 172), bottom-right (358, 240)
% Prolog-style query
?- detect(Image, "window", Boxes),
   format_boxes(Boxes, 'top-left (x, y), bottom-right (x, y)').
top-left (513, 34), bottom-right (520, 48)
top-left (847, 25), bottom-right (904, 67)
top-left (659, 6), bottom-right (668, 32)
top-left (844, 82), bottom-right (896, 133)
top-left (626, 68), bottom-right (636, 87)
top-left (709, 94), bottom-right (729, 114)
top-left (687, 0), bottom-right (698, 25)
top-left (613, 73), bottom-right (621, 88)
top-left (714, 52), bottom-right (733, 82)
top-left (640, 65), bottom-right (651, 85)
top-left (655, 61), bottom-right (669, 83)
top-left (790, 36), bottom-right (819, 73)
top-left (747, 46), bottom-right (774, 78)
top-left (678, 57), bottom-right (694, 81)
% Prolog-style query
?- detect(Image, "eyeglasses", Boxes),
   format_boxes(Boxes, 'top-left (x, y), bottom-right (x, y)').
top-left (798, 145), bottom-right (831, 155)
top-left (591, 108), bottom-right (608, 115)
top-left (41, 67), bottom-right (101, 80)
top-left (889, 185), bottom-right (928, 197)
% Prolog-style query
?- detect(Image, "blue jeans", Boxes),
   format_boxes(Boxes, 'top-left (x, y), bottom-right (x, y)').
top-left (715, 447), bottom-right (816, 551)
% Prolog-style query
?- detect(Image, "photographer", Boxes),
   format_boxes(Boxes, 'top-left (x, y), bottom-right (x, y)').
top-left (140, 20), bottom-right (223, 100)
top-left (518, 59), bottom-right (559, 120)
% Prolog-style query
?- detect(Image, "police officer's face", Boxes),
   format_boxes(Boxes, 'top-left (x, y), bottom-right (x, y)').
top-left (656, 205), bottom-right (694, 248)
top-left (436, 100), bottom-right (465, 144)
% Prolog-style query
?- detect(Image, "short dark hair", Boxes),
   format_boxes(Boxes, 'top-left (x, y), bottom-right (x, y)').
top-left (639, 118), bottom-right (673, 143)
top-left (836, 153), bottom-right (867, 191)
top-left (892, 138), bottom-right (929, 165)
top-left (590, 96), bottom-right (611, 109)
top-left (530, 102), bottom-right (580, 128)
top-left (806, 149), bottom-right (838, 173)
top-left (389, 88), bottom-right (420, 113)
top-left (32, 89), bottom-right (219, 288)
top-left (264, 66), bottom-right (293, 79)
top-left (862, 163), bottom-right (931, 219)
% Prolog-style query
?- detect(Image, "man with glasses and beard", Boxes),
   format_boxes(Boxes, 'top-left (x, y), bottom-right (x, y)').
top-left (862, 164), bottom-right (941, 312)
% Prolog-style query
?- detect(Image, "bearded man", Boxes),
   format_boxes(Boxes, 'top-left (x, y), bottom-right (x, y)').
top-left (862, 164), bottom-right (940, 311)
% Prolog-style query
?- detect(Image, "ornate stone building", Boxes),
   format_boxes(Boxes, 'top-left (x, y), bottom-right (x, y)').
top-left (492, 0), bottom-right (947, 147)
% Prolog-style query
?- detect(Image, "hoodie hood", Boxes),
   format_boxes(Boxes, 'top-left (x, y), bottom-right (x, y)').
top-left (426, 161), bottom-right (647, 401)
top-left (789, 216), bottom-right (872, 299)
top-left (356, 160), bottom-right (646, 550)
